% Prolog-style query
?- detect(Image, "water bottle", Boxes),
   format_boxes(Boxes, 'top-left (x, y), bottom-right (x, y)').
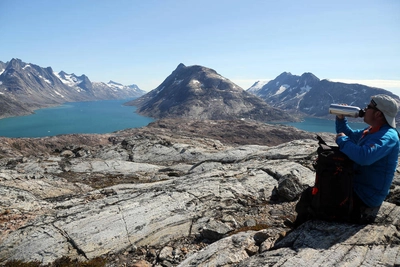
top-left (329, 104), bottom-right (365, 118)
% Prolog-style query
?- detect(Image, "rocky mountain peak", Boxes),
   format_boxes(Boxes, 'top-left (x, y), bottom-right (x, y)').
top-left (176, 62), bottom-right (186, 70)
top-left (58, 70), bottom-right (68, 76)
top-left (128, 84), bottom-right (140, 90)
top-left (7, 58), bottom-right (24, 69)
top-left (301, 72), bottom-right (319, 80)
top-left (166, 64), bottom-right (220, 87)
top-left (276, 71), bottom-right (293, 79)
top-left (108, 80), bottom-right (122, 86)
top-left (76, 74), bottom-right (93, 91)
top-left (45, 66), bottom-right (53, 73)
top-left (0, 61), bottom-right (6, 72)
top-left (126, 64), bottom-right (298, 122)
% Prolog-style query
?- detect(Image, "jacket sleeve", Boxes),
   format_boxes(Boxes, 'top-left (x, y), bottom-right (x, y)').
top-left (335, 117), bottom-right (363, 142)
top-left (336, 128), bottom-right (399, 166)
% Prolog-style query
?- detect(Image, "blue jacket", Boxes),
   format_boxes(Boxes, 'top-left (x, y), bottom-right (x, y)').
top-left (336, 117), bottom-right (399, 207)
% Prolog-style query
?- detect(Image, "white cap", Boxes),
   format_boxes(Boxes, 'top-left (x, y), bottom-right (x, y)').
top-left (371, 94), bottom-right (399, 128)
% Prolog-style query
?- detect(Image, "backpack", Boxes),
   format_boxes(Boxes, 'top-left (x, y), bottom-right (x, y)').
top-left (309, 135), bottom-right (354, 221)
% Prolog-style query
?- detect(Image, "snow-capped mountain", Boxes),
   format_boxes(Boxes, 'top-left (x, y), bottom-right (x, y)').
top-left (247, 72), bottom-right (400, 118)
top-left (0, 58), bottom-right (146, 119)
top-left (55, 71), bottom-right (84, 88)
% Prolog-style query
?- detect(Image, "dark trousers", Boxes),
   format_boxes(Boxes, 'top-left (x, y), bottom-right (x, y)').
top-left (293, 186), bottom-right (371, 227)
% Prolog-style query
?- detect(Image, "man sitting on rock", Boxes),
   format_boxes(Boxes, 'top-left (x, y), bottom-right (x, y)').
top-left (295, 94), bottom-right (400, 226)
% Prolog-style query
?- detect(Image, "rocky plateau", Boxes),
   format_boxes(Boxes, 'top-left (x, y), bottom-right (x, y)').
top-left (1, 119), bottom-right (400, 266)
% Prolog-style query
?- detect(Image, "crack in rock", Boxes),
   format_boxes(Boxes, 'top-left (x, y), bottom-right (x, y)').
top-left (118, 205), bottom-right (134, 249)
top-left (52, 223), bottom-right (88, 260)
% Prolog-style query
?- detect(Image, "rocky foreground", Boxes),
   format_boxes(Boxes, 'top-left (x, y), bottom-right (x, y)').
top-left (1, 119), bottom-right (400, 266)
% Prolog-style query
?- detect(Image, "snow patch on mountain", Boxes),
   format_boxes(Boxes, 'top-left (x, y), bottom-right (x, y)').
top-left (191, 79), bottom-right (204, 88)
top-left (107, 81), bottom-right (124, 90)
top-left (39, 75), bottom-right (52, 85)
top-left (301, 85), bottom-right (312, 92)
top-left (154, 86), bottom-right (166, 95)
top-left (55, 72), bottom-right (82, 87)
top-left (274, 85), bottom-right (290, 95)
top-left (173, 79), bottom-right (184, 85)
top-left (54, 91), bottom-right (64, 98)
top-left (247, 80), bottom-right (268, 93)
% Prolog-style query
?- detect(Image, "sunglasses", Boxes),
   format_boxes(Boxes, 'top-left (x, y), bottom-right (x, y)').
top-left (366, 104), bottom-right (379, 111)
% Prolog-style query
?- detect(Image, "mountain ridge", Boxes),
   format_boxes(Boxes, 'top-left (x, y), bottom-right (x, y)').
top-left (247, 71), bottom-right (400, 120)
top-left (0, 58), bottom-right (146, 119)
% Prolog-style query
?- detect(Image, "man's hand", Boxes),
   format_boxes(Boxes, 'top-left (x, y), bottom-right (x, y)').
top-left (336, 104), bottom-right (347, 120)
top-left (336, 132), bottom-right (346, 141)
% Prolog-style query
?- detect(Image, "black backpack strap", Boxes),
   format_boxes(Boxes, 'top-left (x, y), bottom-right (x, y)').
top-left (316, 135), bottom-right (327, 145)
top-left (316, 135), bottom-right (332, 150)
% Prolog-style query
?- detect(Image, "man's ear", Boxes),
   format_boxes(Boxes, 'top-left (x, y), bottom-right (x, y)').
top-left (375, 110), bottom-right (384, 119)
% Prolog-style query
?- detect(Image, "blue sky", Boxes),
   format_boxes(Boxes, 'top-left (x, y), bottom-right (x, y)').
top-left (1, 0), bottom-right (399, 95)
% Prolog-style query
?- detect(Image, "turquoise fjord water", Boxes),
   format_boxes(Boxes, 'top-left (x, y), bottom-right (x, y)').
top-left (281, 117), bottom-right (369, 133)
top-left (278, 117), bottom-right (400, 134)
top-left (0, 99), bottom-right (154, 138)
top-left (0, 99), bottom-right (385, 138)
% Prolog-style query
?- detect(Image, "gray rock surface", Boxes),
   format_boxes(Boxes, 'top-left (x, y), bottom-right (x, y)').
top-left (0, 119), bottom-right (399, 266)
